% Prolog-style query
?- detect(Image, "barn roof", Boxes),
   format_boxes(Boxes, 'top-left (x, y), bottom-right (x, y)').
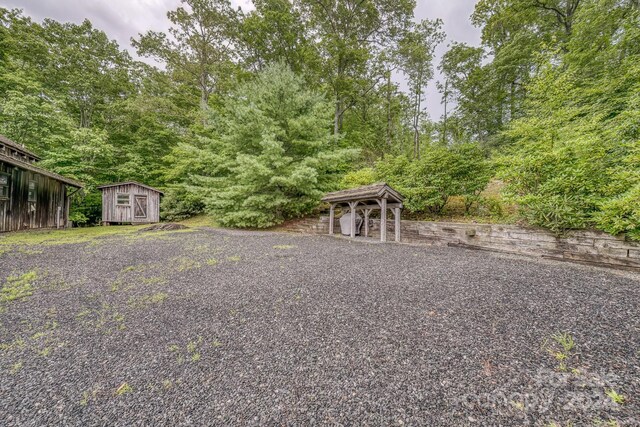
top-left (0, 134), bottom-right (41, 160)
top-left (97, 181), bottom-right (164, 195)
top-left (0, 152), bottom-right (83, 188)
top-left (321, 182), bottom-right (404, 204)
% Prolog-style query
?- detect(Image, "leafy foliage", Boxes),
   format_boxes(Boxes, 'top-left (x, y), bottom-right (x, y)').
top-left (376, 143), bottom-right (491, 214)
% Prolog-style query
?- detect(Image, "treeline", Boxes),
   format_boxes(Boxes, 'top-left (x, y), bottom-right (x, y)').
top-left (0, 1), bottom-right (638, 238)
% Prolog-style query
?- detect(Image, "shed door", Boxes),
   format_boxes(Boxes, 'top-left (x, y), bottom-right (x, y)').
top-left (134, 195), bottom-right (148, 219)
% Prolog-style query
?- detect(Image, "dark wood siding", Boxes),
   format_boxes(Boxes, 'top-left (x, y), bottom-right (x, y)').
top-left (0, 160), bottom-right (68, 232)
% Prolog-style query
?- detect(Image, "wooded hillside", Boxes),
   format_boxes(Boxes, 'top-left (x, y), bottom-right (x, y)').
top-left (0, 1), bottom-right (638, 238)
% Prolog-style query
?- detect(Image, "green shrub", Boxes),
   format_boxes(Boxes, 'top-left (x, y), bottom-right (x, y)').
top-left (376, 143), bottom-right (491, 214)
top-left (594, 184), bottom-right (640, 240)
top-left (161, 186), bottom-right (205, 221)
top-left (340, 168), bottom-right (376, 189)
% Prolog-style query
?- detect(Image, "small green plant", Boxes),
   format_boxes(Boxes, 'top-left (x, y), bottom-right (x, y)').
top-left (206, 258), bottom-right (218, 266)
top-left (171, 337), bottom-right (203, 364)
top-left (211, 340), bottom-right (223, 348)
top-left (227, 255), bottom-right (241, 262)
top-left (115, 382), bottom-right (132, 396)
top-left (605, 389), bottom-right (625, 405)
top-left (543, 332), bottom-right (576, 371)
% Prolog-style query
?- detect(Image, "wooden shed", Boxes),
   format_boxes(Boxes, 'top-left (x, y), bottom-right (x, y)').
top-left (98, 182), bottom-right (163, 225)
top-left (0, 134), bottom-right (83, 232)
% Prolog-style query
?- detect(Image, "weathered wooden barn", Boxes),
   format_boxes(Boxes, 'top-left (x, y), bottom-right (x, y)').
top-left (0, 134), bottom-right (83, 232)
top-left (98, 182), bottom-right (163, 225)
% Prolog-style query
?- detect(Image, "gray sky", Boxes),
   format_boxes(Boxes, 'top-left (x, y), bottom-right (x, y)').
top-left (3, 0), bottom-right (481, 118)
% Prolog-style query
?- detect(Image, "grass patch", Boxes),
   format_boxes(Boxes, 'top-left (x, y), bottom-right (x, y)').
top-left (172, 257), bottom-right (201, 272)
top-left (178, 215), bottom-right (218, 228)
top-left (0, 226), bottom-right (142, 248)
top-left (206, 258), bottom-right (218, 266)
top-left (128, 292), bottom-right (169, 309)
top-left (273, 244), bottom-right (296, 250)
top-left (227, 255), bottom-right (241, 262)
top-left (1, 270), bottom-right (38, 305)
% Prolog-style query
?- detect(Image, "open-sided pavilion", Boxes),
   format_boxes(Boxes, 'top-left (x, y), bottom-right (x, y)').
top-left (321, 183), bottom-right (404, 242)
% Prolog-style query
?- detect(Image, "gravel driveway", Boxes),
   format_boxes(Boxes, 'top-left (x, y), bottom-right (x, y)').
top-left (1, 227), bottom-right (638, 426)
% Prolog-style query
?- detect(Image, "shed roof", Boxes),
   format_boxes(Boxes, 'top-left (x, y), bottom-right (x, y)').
top-left (321, 182), bottom-right (404, 204)
top-left (0, 134), bottom-right (41, 160)
top-left (0, 152), bottom-right (83, 188)
top-left (97, 181), bottom-right (164, 195)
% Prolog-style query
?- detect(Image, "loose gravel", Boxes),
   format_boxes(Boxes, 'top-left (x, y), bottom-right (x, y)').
top-left (0, 227), bottom-right (638, 426)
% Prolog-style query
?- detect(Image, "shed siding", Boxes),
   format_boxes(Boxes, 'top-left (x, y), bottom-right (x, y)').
top-left (101, 184), bottom-right (161, 224)
top-left (0, 160), bottom-right (68, 232)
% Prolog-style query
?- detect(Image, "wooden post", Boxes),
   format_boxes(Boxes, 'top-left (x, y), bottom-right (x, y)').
top-left (329, 203), bottom-right (335, 235)
top-left (380, 198), bottom-right (387, 242)
top-left (364, 208), bottom-right (371, 237)
top-left (394, 207), bottom-right (401, 242)
top-left (64, 192), bottom-right (71, 228)
top-left (348, 201), bottom-right (358, 238)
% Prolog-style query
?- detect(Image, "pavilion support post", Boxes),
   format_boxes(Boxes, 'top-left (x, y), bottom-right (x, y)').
top-left (329, 203), bottom-right (336, 235)
top-left (393, 207), bottom-right (401, 242)
top-left (363, 208), bottom-right (371, 237)
top-left (380, 198), bottom-right (387, 242)
top-left (348, 201), bottom-right (359, 238)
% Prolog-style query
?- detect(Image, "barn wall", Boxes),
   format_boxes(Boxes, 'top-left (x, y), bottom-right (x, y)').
top-left (0, 160), bottom-right (68, 232)
top-left (101, 184), bottom-right (160, 224)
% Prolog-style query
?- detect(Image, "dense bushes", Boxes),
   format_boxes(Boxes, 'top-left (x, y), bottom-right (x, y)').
top-left (497, 4), bottom-right (640, 238)
top-left (343, 143), bottom-right (491, 215)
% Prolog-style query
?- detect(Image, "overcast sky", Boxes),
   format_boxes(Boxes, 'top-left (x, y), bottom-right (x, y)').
top-left (4, 0), bottom-right (481, 118)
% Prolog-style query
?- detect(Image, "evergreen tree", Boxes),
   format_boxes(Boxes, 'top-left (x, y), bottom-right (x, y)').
top-left (191, 63), bottom-right (357, 227)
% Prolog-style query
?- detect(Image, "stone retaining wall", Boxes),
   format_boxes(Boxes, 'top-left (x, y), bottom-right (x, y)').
top-left (276, 216), bottom-right (640, 270)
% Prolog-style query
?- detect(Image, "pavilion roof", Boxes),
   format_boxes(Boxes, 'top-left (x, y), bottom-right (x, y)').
top-left (321, 182), bottom-right (404, 204)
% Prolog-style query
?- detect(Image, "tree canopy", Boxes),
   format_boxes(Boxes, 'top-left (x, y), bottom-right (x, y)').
top-left (0, 0), bottom-right (637, 238)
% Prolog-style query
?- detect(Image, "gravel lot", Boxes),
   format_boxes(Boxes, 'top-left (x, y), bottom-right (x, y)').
top-left (1, 227), bottom-right (639, 426)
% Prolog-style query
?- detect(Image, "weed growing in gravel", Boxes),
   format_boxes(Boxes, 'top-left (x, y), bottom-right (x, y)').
top-left (169, 337), bottom-right (204, 364)
top-left (605, 389), bottom-right (626, 405)
top-left (128, 292), bottom-right (168, 309)
top-left (141, 276), bottom-right (166, 286)
top-left (227, 255), bottom-right (241, 262)
top-left (9, 361), bottom-right (22, 374)
top-left (80, 303), bottom-right (126, 334)
top-left (80, 388), bottom-right (100, 406)
top-left (1, 270), bottom-right (38, 306)
top-left (121, 265), bottom-right (146, 273)
top-left (172, 256), bottom-right (201, 272)
top-left (115, 382), bottom-right (133, 396)
top-left (211, 340), bottom-right (223, 348)
top-left (273, 245), bottom-right (296, 250)
top-left (592, 418), bottom-right (621, 426)
top-left (543, 332), bottom-right (576, 372)
top-left (206, 258), bottom-right (218, 266)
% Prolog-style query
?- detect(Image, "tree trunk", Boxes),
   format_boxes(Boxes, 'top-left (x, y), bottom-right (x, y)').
top-left (334, 97), bottom-right (341, 136)
top-left (386, 71), bottom-right (392, 149)
top-left (442, 79), bottom-right (448, 145)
